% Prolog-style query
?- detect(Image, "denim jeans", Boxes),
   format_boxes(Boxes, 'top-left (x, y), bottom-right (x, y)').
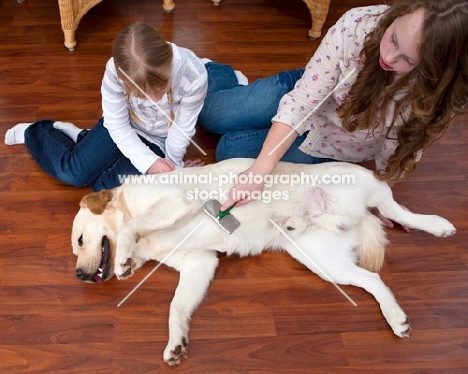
top-left (24, 119), bottom-right (165, 191)
top-left (199, 62), bottom-right (331, 165)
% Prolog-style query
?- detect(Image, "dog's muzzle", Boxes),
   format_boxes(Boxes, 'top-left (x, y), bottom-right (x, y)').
top-left (75, 236), bottom-right (111, 283)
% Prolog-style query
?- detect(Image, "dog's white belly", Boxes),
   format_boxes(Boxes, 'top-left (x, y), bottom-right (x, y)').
top-left (142, 208), bottom-right (282, 260)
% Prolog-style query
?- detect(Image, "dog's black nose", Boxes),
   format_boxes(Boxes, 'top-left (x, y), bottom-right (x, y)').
top-left (75, 268), bottom-right (86, 279)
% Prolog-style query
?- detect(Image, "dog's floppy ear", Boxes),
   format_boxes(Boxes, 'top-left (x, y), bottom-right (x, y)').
top-left (80, 190), bottom-right (113, 215)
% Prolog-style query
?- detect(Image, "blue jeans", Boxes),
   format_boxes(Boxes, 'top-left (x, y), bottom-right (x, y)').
top-left (24, 119), bottom-right (165, 191)
top-left (199, 62), bottom-right (331, 165)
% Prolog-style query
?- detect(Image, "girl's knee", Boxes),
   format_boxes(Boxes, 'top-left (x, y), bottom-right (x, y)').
top-left (56, 173), bottom-right (92, 188)
top-left (215, 130), bottom-right (266, 161)
top-left (24, 120), bottom-right (55, 139)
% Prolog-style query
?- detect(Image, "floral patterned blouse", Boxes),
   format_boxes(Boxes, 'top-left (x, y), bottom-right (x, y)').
top-left (273, 5), bottom-right (416, 171)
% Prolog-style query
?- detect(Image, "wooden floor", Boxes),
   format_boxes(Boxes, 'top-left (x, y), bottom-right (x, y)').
top-left (1, 0), bottom-right (467, 372)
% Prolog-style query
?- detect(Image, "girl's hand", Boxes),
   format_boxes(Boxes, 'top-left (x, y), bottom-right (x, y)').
top-left (220, 122), bottom-right (298, 212)
top-left (184, 159), bottom-right (204, 168)
top-left (221, 168), bottom-right (266, 211)
top-left (369, 205), bottom-right (410, 232)
top-left (147, 158), bottom-right (175, 174)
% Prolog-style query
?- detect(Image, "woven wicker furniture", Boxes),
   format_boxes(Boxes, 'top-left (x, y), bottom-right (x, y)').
top-left (303, 0), bottom-right (331, 39)
top-left (58, 0), bottom-right (103, 51)
top-left (58, 0), bottom-right (330, 51)
top-left (163, 0), bottom-right (221, 12)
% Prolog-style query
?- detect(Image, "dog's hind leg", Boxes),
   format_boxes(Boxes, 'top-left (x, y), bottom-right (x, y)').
top-left (282, 231), bottom-right (410, 337)
top-left (367, 183), bottom-right (456, 237)
top-left (333, 265), bottom-right (410, 338)
top-left (378, 201), bottom-right (456, 237)
top-left (163, 250), bottom-right (219, 366)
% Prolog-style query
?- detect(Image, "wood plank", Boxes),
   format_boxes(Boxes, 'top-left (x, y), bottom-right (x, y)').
top-left (0, 0), bottom-right (467, 371)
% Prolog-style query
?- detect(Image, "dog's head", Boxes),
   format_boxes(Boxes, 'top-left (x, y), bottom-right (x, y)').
top-left (72, 189), bottom-right (123, 283)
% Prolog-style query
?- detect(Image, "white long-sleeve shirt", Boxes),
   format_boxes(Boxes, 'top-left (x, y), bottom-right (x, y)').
top-left (273, 5), bottom-right (419, 172)
top-left (101, 43), bottom-right (208, 173)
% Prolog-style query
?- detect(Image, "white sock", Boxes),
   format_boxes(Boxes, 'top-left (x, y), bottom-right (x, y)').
top-left (234, 70), bottom-right (248, 85)
top-left (53, 121), bottom-right (82, 142)
top-left (4, 123), bottom-right (33, 145)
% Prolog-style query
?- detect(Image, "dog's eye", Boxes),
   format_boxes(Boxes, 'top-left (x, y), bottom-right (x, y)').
top-left (78, 234), bottom-right (83, 246)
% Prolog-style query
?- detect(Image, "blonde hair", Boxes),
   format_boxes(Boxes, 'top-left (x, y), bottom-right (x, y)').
top-left (337, 0), bottom-right (468, 180)
top-left (113, 22), bottom-right (175, 125)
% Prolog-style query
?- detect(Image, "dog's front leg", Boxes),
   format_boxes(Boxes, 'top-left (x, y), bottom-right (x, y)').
top-left (163, 250), bottom-right (219, 366)
top-left (115, 197), bottom-right (197, 279)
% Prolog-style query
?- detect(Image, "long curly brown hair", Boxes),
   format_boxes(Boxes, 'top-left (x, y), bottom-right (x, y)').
top-left (336, 0), bottom-right (468, 180)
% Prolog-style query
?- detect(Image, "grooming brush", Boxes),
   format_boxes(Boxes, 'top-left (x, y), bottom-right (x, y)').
top-left (202, 199), bottom-right (240, 234)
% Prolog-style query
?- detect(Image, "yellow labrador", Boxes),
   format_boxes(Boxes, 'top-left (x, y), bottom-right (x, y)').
top-left (71, 158), bottom-right (455, 365)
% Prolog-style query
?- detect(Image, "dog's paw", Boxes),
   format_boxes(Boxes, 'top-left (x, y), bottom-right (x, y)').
top-left (385, 305), bottom-right (411, 338)
top-left (392, 315), bottom-right (411, 338)
top-left (114, 257), bottom-right (134, 280)
top-left (426, 216), bottom-right (456, 238)
top-left (163, 337), bottom-right (188, 366)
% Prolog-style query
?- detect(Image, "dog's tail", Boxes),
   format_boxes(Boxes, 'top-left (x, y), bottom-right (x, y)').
top-left (356, 212), bottom-right (388, 273)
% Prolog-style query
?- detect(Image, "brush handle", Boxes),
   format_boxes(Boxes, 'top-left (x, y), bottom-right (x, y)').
top-left (218, 204), bottom-right (235, 219)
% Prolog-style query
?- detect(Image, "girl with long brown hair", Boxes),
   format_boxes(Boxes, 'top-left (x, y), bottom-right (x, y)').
top-left (199, 0), bottom-right (468, 214)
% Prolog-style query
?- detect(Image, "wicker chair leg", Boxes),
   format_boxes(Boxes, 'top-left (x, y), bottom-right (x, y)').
top-left (163, 0), bottom-right (175, 12)
top-left (63, 28), bottom-right (77, 51)
top-left (302, 0), bottom-right (331, 39)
